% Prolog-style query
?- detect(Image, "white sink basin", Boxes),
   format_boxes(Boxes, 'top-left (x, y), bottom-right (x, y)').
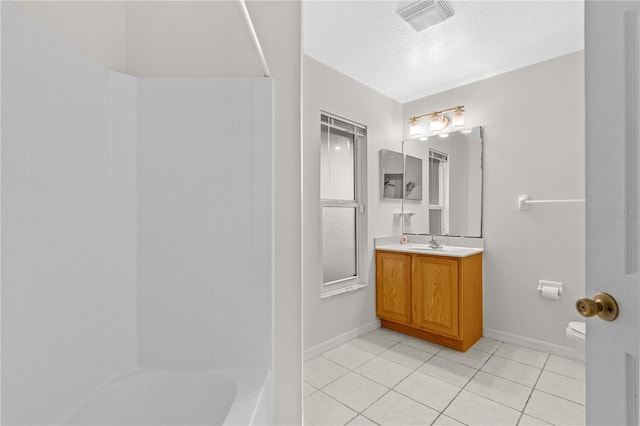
top-left (376, 243), bottom-right (483, 258)
top-left (406, 245), bottom-right (446, 251)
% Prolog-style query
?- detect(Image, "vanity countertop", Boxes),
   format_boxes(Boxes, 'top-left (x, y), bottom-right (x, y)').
top-left (376, 243), bottom-right (484, 258)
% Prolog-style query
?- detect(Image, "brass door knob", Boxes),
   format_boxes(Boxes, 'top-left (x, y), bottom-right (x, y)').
top-left (576, 292), bottom-right (619, 321)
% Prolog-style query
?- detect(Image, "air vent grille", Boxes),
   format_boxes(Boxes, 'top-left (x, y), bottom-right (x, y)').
top-left (396, 0), bottom-right (455, 32)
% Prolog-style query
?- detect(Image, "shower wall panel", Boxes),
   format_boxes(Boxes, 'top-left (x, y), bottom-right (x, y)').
top-left (137, 77), bottom-right (273, 369)
top-left (1, 3), bottom-right (137, 424)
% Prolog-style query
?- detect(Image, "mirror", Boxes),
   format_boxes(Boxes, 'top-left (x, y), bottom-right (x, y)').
top-left (402, 126), bottom-right (483, 237)
top-left (380, 149), bottom-right (404, 199)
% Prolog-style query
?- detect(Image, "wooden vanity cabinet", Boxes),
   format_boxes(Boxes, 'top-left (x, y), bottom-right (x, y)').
top-left (375, 251), bottom-right (412, 323)
top-left (375, 250), bottom-right (483, 352)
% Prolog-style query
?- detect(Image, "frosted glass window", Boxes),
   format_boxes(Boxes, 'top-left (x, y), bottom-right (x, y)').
top-left (321, 126), bottom-right (355, 201)
top-left (320, 113), bottom-right (366, 292)
top-left (322, 207), bottom-right (357, 283)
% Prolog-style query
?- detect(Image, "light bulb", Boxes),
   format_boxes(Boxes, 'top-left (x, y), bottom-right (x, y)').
top-left (453, 108), bottom-right (464, 128)
top-left (409, 118), bottom-right (421, 138)
top-left (430, 114), bottom-right (443, 134)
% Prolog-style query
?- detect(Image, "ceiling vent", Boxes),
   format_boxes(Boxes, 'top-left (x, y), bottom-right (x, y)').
top-left (396, 0), bottom-right (455, 32)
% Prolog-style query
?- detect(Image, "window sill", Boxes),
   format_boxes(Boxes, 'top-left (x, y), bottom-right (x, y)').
top-left (320, 283), bottom-right (368, 299)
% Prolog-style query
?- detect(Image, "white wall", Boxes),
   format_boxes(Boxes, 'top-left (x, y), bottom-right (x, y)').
top-left (137, 77), bottom-right (272, 369)
top-left (1, 3), bottom-right (137, 424)
top-left (124, 1), bottom-right (263, 77)
top-left (13, 0), bottom-right (126, 73)
top-left (246, 4), bottom-right (302, 422)
top-left (303, 55), bottom-right (403, 352)
top-left (404, 52), bottom-right (585, 348)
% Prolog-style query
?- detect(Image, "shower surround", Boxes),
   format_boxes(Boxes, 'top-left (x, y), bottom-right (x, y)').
top-left (137, 77), bottom-right (273, 369)
top-left (1, 2), bottom-right (273, 424)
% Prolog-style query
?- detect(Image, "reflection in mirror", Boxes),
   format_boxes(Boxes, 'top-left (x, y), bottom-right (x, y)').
top-left (404, 155), bottom-right (423, 200)
top-left (402, 126), bottom-right (483, 237)
top-left (380, 149), bottom-right (404, 199)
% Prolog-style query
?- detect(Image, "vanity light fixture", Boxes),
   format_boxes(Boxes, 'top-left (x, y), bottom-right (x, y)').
top-left (408, 105), bottom-right (465, 139)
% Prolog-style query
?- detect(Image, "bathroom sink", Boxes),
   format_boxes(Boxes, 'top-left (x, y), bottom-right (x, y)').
top-left (405, 244), bottom-right (447, 251)
top-left (376, 243), bottom-right (484, 258)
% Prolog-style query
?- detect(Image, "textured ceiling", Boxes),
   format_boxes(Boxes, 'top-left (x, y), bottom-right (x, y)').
top-left (303, 1), bottom-right (584, 103)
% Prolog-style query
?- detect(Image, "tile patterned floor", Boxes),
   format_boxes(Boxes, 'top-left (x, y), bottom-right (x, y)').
top-left (304, 328), bottom-right (585, 426)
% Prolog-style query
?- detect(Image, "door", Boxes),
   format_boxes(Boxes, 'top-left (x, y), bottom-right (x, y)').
top-left (412, 255), bottom-right (459, 337)
top-left (586, 2), bottom-right (640, 425)
top-left (376, 251), bottom-right (412, 323)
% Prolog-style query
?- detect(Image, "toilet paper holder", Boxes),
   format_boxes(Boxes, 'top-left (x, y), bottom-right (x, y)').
top-left (537, 280), bottom-right (563, 299)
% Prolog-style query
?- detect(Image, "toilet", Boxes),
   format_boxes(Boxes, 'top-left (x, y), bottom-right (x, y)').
top-left (565, 321), bottom-right (586, 360)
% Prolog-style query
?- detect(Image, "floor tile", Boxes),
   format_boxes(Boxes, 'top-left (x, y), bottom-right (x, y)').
top-left (304, 391), bottom-right (357, 426)
top-left (518, 414), bottom-right (552, 425)
top-left (524, 390), bottom-right (585, 426)
top-left (444, 390), bottom-right (521, 426)
top-left (535, 370), bottom-right (585, 405)
top-left (471, 337), bottom-right (502, 354)
top-left (369, 327), bottom-right (406, 342)
top-left (303, 381), bottom-right (317, 398)
top-left (304, 357), bottom-right (349, 389)
top-left (494, 343), bottom-right (549, 368)
top-left (401, 336), bottom-right (444, 354)
top-left (438, 348), bottom-right (491, 369)
top-left (380, 343), bottom-right (434, 369)
top-left (347, 414), bottom-right (379, 425)
top-left (418, 355), bottom-right (477, 387)
top-left (305, 336), bottom-right (587, 426)
top-left (363, 391), bottom-right (439, 426)
top-left (544, 355), bottom-right (585, 381)
top-left (481, 355), bottom-right (541, 387)
top-left (432, 414), bottom-right (466, 425)
top-left (465, 371), bottom-right (532, 411)
top-left (350, 333), bottom-right (397, 355)
top-left (394, 371), bottom-right (461, 412)
top-left (323, 372), bottom-right (388, 412)
top-left (323, 343), bottom-right (376, 370)
top-left (355, 356), bottom-right (413, 388)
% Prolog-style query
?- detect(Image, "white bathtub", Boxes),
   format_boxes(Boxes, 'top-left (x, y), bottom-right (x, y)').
top-left (56, 369), bottom-right (271, 426)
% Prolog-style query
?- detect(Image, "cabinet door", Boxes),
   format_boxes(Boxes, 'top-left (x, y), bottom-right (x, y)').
top-left (376, 251), bottom-right (412, 323)
top-left (412, 255), bottom-right (459, 337)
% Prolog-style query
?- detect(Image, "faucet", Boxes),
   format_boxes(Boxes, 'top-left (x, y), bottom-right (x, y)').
top-left (428, 235), bottom-right (443, 249)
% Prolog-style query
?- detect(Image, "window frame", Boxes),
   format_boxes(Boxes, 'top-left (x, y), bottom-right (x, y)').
top-left (320, 113), bottom-right (367, 297)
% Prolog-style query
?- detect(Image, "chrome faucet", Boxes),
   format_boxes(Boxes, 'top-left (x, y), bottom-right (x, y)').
top-left (428, 235), bottom-right (443, 249)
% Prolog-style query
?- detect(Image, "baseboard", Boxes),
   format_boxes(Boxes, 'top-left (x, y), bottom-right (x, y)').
top-left (483, 327), bottom-right (581, 360)
top-left (304, 319), bottom-right (381, 362)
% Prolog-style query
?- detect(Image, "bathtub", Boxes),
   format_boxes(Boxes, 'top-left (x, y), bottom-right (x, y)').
top-left (56, 369), bottom-right (271, 426)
